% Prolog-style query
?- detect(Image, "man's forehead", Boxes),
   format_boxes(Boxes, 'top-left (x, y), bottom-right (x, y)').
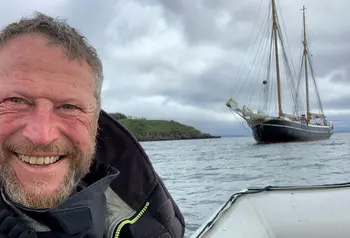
top-left (0, 33), bottom-right (94, 83)
top-left (0, 33), bottom-right (59, 56)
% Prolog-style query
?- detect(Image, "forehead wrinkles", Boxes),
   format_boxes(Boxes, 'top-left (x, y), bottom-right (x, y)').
top-left (0, 35), bottom-right (95, 92)
top-left (0, 72), bottom-right (89, 99)
top-left (0, 36), bottom-right (90, 77)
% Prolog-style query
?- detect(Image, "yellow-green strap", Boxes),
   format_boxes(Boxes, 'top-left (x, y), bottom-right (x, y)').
top-left (113, 202), bottom-right (150, 238)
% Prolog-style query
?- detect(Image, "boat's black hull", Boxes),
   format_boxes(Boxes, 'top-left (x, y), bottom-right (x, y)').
top-left (250, 119), bottom-right (333, 144)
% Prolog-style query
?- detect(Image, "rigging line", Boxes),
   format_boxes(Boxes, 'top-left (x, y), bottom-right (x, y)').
top-left (296, 52), bottom-right (304, 113)
top-left (262, 84), bottom-right (267, 112)
top-left (275, 6), bottom-right (303, 116)
top-left (308, 53), bottom-right (324, 115)
top-left (259, 25), bottom-right (273, 112)
top-left (229, 111), bottom-right (252, 135)
top-left (276, 2), bottom-right (298, 79)
top-left (277, 19), bottom-right (302, 116)
top-left (263, 28), bottom-right (273, 113)
top-left (234, 4), bottom-right (271, 101)
top-left (232, 1), bottom-right (271, 99)
top-left (247, 11), bottom-right (271, 108)
top-left (307, 54), bottom-right (319, 97)
top-left (295, 18), bottom-right (305, 113)
top-left (281, 39), bottom-right (298, 115)
top-left (228, 0), bottom-right (265, 97)
top-left (301, 10), bottom-right (313, 115)
top-left (297, 10), bottom-right (308, 113)
top-left (275, 20), bottom-right (295, 115)
top-left (297, 21), bottom-right (304, 79)
top-left (276, 20), bottom-right (296, 96)
top-left (236, 16), bottom-right (270, 103)
top-left (281, 51), bottom-right (294, 114)
top-left (271, 71), bottom-right (277, 115)
top-left (269, 37), bottom-right (277, 117)
top-left (304, 21), bottom-right (323, 115)
top-left (257, 48), bottom-right (266, 111)
top-left (257, 33), bottom-right (269, 112)
top-left (304, 17), bottom-right (316, 62)
top-left (267, 28), bottom-right (273, 114)
top-left (269, 34), bottom-right (276, 115)
top-left (279, 20), bottom-right (299, 108)
top-left (297, 31), bottom-right (307, 113)
top-left (308, 55), bottom-right (323, 116)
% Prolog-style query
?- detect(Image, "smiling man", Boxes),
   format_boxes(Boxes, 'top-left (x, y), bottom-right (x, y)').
top-left (0, 12), bottom-right (185, 238)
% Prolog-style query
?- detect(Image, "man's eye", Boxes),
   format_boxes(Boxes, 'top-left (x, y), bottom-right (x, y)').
top-left (61, 104), bottom-right (78, 110)
top-left (8, 97), bottom-right (26, 104)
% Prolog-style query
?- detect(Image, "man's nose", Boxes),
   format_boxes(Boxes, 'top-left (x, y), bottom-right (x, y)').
top-left (22, 106), bottom-right (60, 145)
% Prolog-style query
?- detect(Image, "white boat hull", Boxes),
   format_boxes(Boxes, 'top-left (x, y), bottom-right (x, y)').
top-left (190, 183), bottom-right (350, 238)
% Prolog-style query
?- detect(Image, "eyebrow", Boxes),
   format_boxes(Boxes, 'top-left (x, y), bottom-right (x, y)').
top-left (11, 90), bottom-right (35, 100)
top-left (11, 90), bottom-right (83, 105)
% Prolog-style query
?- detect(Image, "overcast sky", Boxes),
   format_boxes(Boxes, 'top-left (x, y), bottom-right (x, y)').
top-left (0, 0), bottom-right (349, 136)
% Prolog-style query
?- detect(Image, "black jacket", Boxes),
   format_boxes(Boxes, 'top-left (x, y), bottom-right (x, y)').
top-left (0, 110), bottom-right (186, 238)
top-left (96, 110), bottom-right (186, 237)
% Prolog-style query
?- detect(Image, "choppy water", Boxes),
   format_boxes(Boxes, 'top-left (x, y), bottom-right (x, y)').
top-left (141, 132), bottom-right (350, 238)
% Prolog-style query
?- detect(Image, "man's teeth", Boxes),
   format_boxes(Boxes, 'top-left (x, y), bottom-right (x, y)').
top-left (18, 154), bottom-right (60, 165)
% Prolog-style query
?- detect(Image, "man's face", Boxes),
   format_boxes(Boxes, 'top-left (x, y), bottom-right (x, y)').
top-left (0, 33), bottom-right (98, 208)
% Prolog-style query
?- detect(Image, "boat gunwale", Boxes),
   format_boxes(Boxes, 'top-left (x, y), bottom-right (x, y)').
top-left (190, 182), bottom-right (350, 238)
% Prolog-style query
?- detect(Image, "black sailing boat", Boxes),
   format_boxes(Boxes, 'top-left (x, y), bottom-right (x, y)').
top-left (226, 0), bottom-right (333, 144)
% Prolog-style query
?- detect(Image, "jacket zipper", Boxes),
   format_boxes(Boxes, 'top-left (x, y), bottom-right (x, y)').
top-left (113, 201), bottom-right (150, 238)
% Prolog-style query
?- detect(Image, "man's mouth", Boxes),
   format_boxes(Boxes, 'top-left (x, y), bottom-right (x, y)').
top-left (16, 153), bottom-right (64, 165)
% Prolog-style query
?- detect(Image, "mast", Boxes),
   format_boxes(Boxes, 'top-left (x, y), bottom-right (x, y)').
top-left (302, 5), bottom-right (310, 122)
top-left (271, 0), bottom-right (283, 118)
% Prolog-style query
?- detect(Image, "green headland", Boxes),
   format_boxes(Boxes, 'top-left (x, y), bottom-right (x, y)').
top-left (109, 112), bottom-right (220, 142)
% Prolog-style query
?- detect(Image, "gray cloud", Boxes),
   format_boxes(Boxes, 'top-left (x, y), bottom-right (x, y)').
top-left (323, 94), bottom-right (350, 111)
top-left (58, 0), bottom-right (117, 49)
top-left (0, 0), bottom-right (349, 135)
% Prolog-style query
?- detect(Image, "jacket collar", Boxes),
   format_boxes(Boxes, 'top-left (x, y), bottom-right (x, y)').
top-left (4, 160), bottom-right (119, 236)
top-left (95, 110), bottom-right (157, 211)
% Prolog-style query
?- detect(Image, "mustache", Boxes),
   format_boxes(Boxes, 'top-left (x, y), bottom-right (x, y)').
top-left (4, 138), bottom-right (76, 156)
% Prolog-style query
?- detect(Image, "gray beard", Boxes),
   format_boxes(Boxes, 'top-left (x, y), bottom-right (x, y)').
top-left (0, 157), bottom-right (91, 209)
top-left (0, 126), bottom-right (98, 209)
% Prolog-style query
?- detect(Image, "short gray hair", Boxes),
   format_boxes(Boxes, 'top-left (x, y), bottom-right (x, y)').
top-left (0, 11), bottom-right (103, 110)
